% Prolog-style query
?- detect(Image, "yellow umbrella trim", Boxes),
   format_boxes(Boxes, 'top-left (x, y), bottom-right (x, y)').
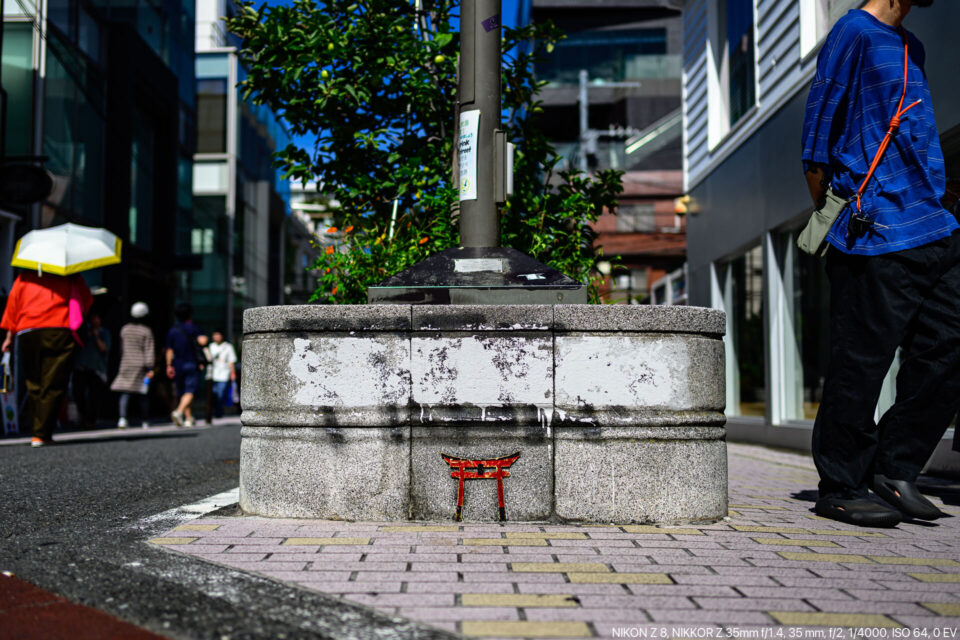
top-left (10, 236), bottom-right (123, 276)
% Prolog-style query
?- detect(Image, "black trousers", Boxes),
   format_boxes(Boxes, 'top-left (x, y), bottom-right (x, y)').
top-left (813, 231), bottom-right (960, 498)
top-left (19, 328), bottom-right (76, 440)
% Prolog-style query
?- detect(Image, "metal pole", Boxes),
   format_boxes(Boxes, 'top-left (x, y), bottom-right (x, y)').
top-left (578, 69), bottom-right (588, 173)
top-left (457, 0), bottom-right (500, 248)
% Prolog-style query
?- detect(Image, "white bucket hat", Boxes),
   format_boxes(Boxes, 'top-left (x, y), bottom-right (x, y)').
top-left (131, 302), bottom-right (149, 318)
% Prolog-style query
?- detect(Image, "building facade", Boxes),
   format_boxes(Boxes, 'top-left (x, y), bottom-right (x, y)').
top-left (188, 0), bottom-right (292, 339)
top-left (523, 0), bottom-right (688, 303)
top-left (679, 0), bottom-right (960, 471)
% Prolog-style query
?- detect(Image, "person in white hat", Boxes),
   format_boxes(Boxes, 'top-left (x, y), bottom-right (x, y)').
top-left (110, 302), bottom-right (155, 428)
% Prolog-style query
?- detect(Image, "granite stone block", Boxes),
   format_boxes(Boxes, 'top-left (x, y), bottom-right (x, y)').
top-left (244, 304), bottom-right (411, 334)
top-left (412, 305), bottom-right (553, 331)
top-left (240, 426), bottom-right (409, 520)
top-left (554, 335), bottom-right (725, 421)
top-left (554, 304), bottom-right (725, 335)
top-left (241, 333), bottom-right (411, 427)
top-left (410, 425), bottom-right (553, 522)
top-left (555, 427), bottom-right (727, 524)
top-left (411, 335), bottom-right (552, 425)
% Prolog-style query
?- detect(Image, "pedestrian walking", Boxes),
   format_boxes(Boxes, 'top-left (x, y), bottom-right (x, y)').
top-left (0, 271), bottom-right (93, 446)
top-left (800, 0), bottom-right (954, 527)
top-left (165, 302), bottom-right (205, 427)
top-left (207, 330), bottom-right (237, 419)
top-left (73, 311), bottom-right (111, 429)
top-left (110, 302), bottom-right (155, 429)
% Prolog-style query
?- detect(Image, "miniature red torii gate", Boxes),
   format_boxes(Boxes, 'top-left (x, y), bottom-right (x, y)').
top-left (440, 451), bottom-right (521, 521)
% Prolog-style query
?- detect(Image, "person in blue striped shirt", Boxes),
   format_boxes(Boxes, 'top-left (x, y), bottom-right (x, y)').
top-left (801, 0), bottom-right (955, 527)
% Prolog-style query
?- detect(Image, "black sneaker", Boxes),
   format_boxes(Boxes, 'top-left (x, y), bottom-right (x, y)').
top-left (872, 474), bottom-right (944, 521)
top-left (815, 496), bottom-right (901, 528)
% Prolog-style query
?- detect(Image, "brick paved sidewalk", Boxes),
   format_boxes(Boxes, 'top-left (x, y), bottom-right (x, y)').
top-left (150, 442), bottom-right (960, 638)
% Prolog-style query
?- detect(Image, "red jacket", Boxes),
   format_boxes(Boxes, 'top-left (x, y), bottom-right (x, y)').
top-left (1, 272), bottom-right (93, 335)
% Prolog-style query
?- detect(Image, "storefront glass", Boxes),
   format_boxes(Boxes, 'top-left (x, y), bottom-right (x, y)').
top-left (720, 244), bottom-right (766, 417)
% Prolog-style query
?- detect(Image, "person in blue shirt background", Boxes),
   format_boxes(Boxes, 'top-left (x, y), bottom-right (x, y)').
top-left (165, 302), bottom-right (206, 428)
top-left (801, 0), bottom-right (956, 527)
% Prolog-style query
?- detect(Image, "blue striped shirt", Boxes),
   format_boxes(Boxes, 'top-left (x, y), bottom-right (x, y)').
top-left (801, 10), bottom-right (956, 255)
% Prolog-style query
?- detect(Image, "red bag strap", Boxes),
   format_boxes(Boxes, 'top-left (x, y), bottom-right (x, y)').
top-left (855, 29), bottom-right (922, 213)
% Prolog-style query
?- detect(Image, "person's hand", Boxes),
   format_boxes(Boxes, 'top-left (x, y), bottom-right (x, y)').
top-left (1, 335), bottom-right (11, 353)
top-left (230, 370), bottom-right (237, 381)
top-left (146, 370), bottom-right (155, 380)
top-left (166, 364), bottom-right (175, 379)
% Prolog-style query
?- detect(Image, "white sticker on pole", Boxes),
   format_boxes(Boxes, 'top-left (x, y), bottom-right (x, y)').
top-left (458, 110), bottom-right (480, 202)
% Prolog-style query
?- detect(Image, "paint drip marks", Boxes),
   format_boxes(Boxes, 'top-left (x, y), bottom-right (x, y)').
top-left (287, 337), bottom-right (409, 407)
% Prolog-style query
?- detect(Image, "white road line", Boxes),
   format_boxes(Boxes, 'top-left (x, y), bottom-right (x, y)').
top-left (141, 487), bottom-right (240, 527)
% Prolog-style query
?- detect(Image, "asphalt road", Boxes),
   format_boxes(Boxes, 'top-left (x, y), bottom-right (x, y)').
top-left (0, 423), bottom-right (456, 640)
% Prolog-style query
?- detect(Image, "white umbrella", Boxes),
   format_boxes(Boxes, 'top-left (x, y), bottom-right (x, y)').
top-left (10, 222), bottom-right (122, 276)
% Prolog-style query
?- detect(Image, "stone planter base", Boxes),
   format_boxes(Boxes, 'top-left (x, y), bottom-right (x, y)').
top-left (240, 305), bottom-right (728, 524)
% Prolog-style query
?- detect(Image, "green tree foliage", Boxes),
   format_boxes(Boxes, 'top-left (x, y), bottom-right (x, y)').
top-left (228, 0), bottom-right (622, 303)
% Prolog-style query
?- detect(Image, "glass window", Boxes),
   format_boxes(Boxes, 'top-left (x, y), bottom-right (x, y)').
top-left (801, 0), bottom-right (862, 57)
top-left (129, 107), bottom-right (155, 249)
top-left (197, 78), bottom-right (227, 153)
top-left (77, 3), bottom-right (101, 63)
top-left (193, 160), bottom-right (228, 193)
top-left (196, 53), bottom-right (229, 79)
top-left (4, 0), bottom-right (37, 18)
top-left (720, 244), bottom-right (766, 417)
top-left (775, 230), bottom-right (831, 421)
top-left (2, 23), bottom-right (34, 157)
top-left (537, 29), bottom-right (670, 85)
top-left (616, 204), bottom-right (656, 232)
top-left (725, 0), bottom-right (755, 126)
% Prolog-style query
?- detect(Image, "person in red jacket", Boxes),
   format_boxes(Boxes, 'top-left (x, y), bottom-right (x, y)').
top-left (1, 271), bottom-right (93, 446)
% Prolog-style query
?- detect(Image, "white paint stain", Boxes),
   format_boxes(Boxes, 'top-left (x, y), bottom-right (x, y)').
top-left (287, 337), bottom-right (409, 407)
top-left (555, 336), bottom-right (687, 409)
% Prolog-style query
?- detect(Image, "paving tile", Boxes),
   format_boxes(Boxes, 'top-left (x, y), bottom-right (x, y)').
top-left (461, 594), bottom-right (578, 608)
top-left (460, 621), bottom-right (591, 638)
top-left (354, 572), bottom-right (460, 582)
top-left (411, 562), bottom-right (509, 573)
top-left (397, 606), bottom-right (518, 621)
top-left (283, 537), bottom-right (370, 546)
top-left (922, 603), bottom-right (960, 616)
top-left (299, 581), bottom-right (403, 593)
top-left (622, 585), bottom-right (741, 597)
top-left (668, 574), bottom-right (780, 586)
top-left (149, 537), bottom-right (199, 545)
top-left (195, 553), bottom-right (269, 563)
top-left (462, 572), bottom-right (567, 583)
top-left (511, 562), bottom-right (609, 573)
top-left (405, 582), bottom-right (516, 594)
top-left (693, 597), bottom-right (815, 611)
top-left (622, 526), bottom-right (705, 535)
top-left (769, 612), bottom-right (902, 627)
top-left (736, 587), bottom-right (853, 600)
top-left (515, 583), bottom-right (629, 595)
top-left (646, 609), bottom-right (773, 624)
top-left (462, 538), bottom-right (549, 547)
top-left (778, 551), bottom-right (873, 563)
top-left (566, 573), bottom-right (671, 584)
top-left (751, 537), bottom-right (840, 548)
top-left (503, 532), bottom-right (588, 540)
top-left (523, 607), bottom-right (654, 622)
top-left (173, 524), bottom-right (221, 532)
top-left (379, 526), bottom-right (459, 532)
top-left (803, 600), bottom-right (932, 616)
top-left (867, 556), bottom-right (959, 567)
top-left (909, 573), bottom-right (960, 583)
top-left (344, 593), bottom-right (455, 607)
